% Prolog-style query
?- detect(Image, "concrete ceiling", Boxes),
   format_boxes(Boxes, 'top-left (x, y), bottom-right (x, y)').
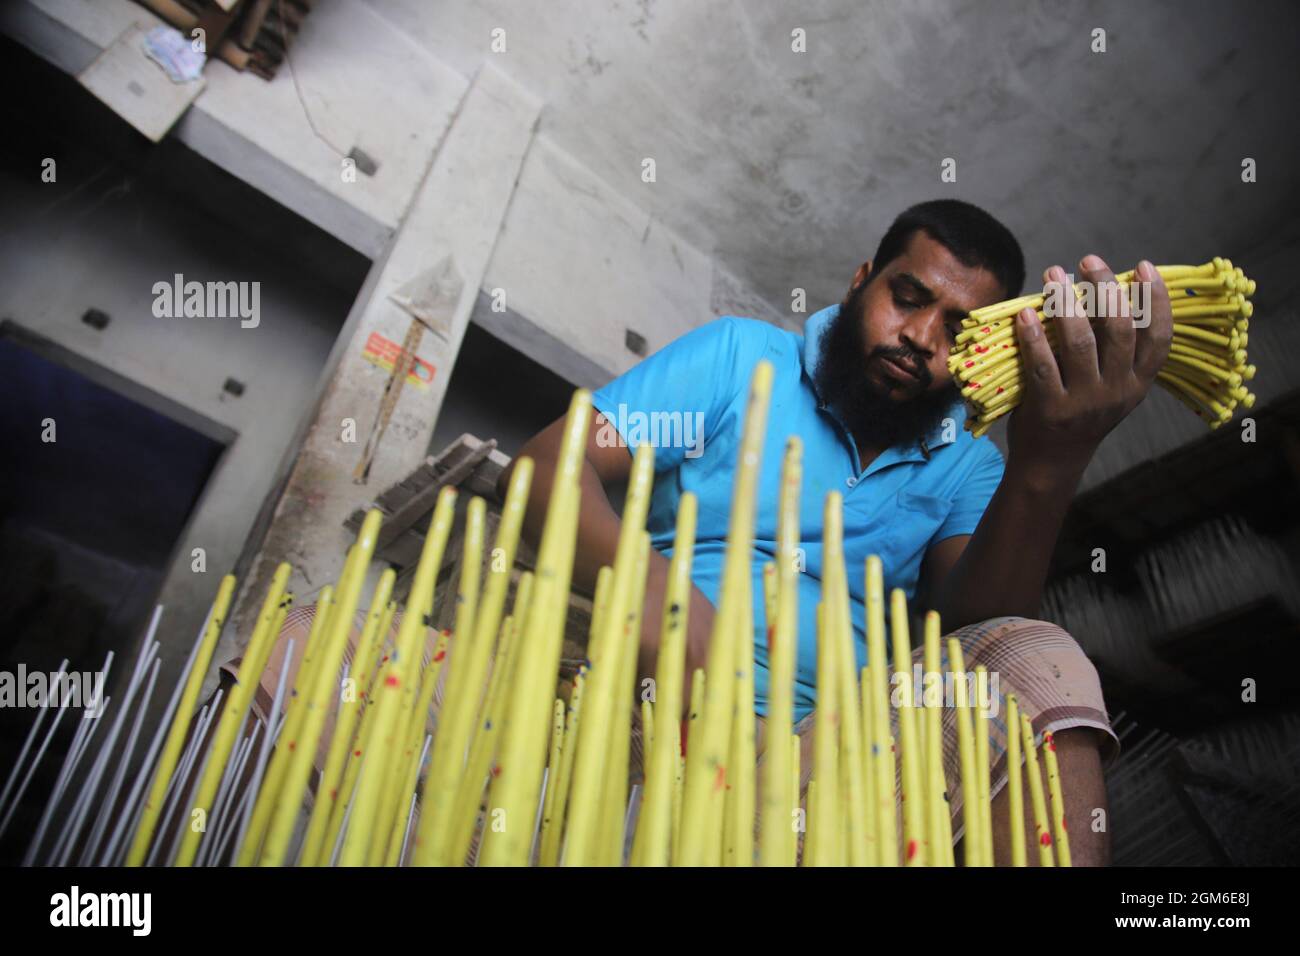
top-left (367, 0), bottom-right (1300, 311)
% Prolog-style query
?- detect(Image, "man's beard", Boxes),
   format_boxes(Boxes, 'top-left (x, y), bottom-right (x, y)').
top-left (812, 285), bottom-right (961, 451)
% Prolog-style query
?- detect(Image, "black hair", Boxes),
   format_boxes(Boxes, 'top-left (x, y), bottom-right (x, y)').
top-left (870, 199), bottom-right (1024, 300)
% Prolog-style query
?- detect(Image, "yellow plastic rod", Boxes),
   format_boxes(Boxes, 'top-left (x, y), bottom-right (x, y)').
top-left (126, 573), bottom-right (236, 866)
top-left (176, 561), bottom-right (291, 867)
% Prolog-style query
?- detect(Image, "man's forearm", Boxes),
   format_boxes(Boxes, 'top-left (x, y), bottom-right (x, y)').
top-left (933, 453), bottom-right (1089, 630)
top-left (503, 432), bottom-right (624, 598)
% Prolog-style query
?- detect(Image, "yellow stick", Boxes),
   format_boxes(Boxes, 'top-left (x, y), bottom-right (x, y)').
top-left (1042, 731), bottom-right (1072, 867)
top-left (705, 715), bottom-right (730, 867)
top-left (445, 605), bottom-right (524, 867)
top-left (599, 530), bottom-right (650, 865)
top-left (562, 443), bottom-right (655, 865)
top-left (342, 492), bottom-right (456, 866)
top-left (922, 612), bottom-right (949, 867)
top-left (891, 589), bottom-right (926, 865)
top-left (1020, 712), bottom-right (1056, 867)
top-left (860, 665), bottom-right (877, 864)
top-left (760, 438), bottom-right (801, 866)
top-left (384, 628), bottom-right (454, 867)
top-left (260, 514), bottom-right (381, 866)
top-left (948, 638), bottom-right (979, 869)
top-left (811, 600), bottom-right (838, 867)
top-left (883, 729), bottom-right (898, 861)
top-left (866, 557), bottom-right (896, 865)
top-left (726, 573), bottom-right (756, 866)
top-left (762, 562), bottom-right (777, 641)
top-left (300, 570), bottom-right (395, 866)
top-left (1006, 695), bottom-right (1027, 867)
top-left (127, 574), bottom-right (236, 866)
top-left (411, 494), bottom-right (490, 865)
top-left (974, 664), bottom-right (993, 867)
top-left (633, 493), bottom-right (696, 867)
top-left (803, 779), bottom-right (817, 867)
top-left (539, 697), bottom-right (566, 861)
top-left (430, 459), bottom-right (537, 863)
top-left (828, 496), bottom-right (869, 866)
top-left (789, 733), bottom-right (801, 867)
top-left (237, 581), bottom-right (339, 866)
top-left (677, 362), bottom-right (773, 865)
top-left (379, 623), bottom-right (453, 866)
top-left (674, 670), bottom-right (705, 864)
top-left (176, 561), bottom-right (291, 867)
top-left (642, 699), bottom-right (655, 761)
top-left (314, 598), bottom-right (398, 864)
top-left (480, 391), bottom-right (592, 866)
top-left (539, 660), bottom-right (582, 867)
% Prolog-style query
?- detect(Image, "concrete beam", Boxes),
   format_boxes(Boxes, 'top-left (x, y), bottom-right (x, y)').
top-left (2, 0), bottom-right (467, 258)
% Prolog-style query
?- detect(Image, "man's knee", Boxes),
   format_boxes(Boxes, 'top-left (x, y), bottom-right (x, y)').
top-left (979, 616), bottom-right (1101, 683)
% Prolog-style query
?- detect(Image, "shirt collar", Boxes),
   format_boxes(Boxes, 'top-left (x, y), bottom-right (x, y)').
top-left (801, 303), bottom-right (963, 458)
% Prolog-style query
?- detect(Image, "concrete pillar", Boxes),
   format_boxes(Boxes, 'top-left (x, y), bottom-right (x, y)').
top-left (223, 64), bottom-right (541, 659)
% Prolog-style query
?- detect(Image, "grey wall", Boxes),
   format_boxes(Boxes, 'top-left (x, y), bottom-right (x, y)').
top-left (0, 98), bottom-right (368, 680)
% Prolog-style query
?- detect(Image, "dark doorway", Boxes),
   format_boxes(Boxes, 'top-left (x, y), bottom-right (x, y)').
top-left (0, 325), bottom-right (229, 860)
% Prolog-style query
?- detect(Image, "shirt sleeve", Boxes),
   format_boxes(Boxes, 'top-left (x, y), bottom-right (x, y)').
top-left (591, 316), bottom-right (751, 472)
top-left (934, 439), bottom-right (1005, 542)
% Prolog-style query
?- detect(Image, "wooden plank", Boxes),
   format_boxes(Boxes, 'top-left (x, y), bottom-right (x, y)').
top-left (374, 438), bottom-right (496, 551)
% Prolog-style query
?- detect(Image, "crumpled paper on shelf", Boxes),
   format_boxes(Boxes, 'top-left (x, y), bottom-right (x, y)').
top-left (143, 25), bottom-right (206, 84)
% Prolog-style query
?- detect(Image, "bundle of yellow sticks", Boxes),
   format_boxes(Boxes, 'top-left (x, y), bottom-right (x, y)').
top-left (24, 361), bottom-right (1074, 867)
top-left (949, 259), bottom-right (1257, 438)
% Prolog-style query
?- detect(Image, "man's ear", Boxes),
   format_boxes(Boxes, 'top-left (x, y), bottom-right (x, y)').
top-left (851, 259), bottom-right (873, 293)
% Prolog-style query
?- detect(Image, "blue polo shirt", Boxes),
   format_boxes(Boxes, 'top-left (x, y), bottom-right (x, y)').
top-left (591, 305), bottom-right (1005, 723)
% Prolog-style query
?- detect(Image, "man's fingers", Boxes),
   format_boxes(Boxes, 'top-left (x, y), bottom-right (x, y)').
top-left (1015, 306), bottom-right (1064, 400)
top-left (1133, 260), bottom-right (1174, 381)
top-left (1078, 254), bottom-right (1136, 384)
top-left (1044, 264), bottom-right (1100, 388)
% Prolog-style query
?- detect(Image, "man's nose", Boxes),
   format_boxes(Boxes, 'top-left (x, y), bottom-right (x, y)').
top-left (901, 309), bottom-right (944, 359)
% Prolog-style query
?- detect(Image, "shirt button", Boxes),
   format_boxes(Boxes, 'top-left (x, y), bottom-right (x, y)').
top-left (846, 476), bottom-right (857, 488)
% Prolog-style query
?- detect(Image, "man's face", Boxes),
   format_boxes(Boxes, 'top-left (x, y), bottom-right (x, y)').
top-left (815, 229), bottom-right (1007, 449)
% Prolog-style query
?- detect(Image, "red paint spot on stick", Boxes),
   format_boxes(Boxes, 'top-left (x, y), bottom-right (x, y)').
top-left (714, 766), bottom-right (727, 791)
top-left (385, 675), bottom-right (399, 687)
top-left (1040, 832), bottom-right (1052, 846)
top-left (433, 650), bottom-right (446, 662)
top-left (906, 840), bottom-right (918, 860)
